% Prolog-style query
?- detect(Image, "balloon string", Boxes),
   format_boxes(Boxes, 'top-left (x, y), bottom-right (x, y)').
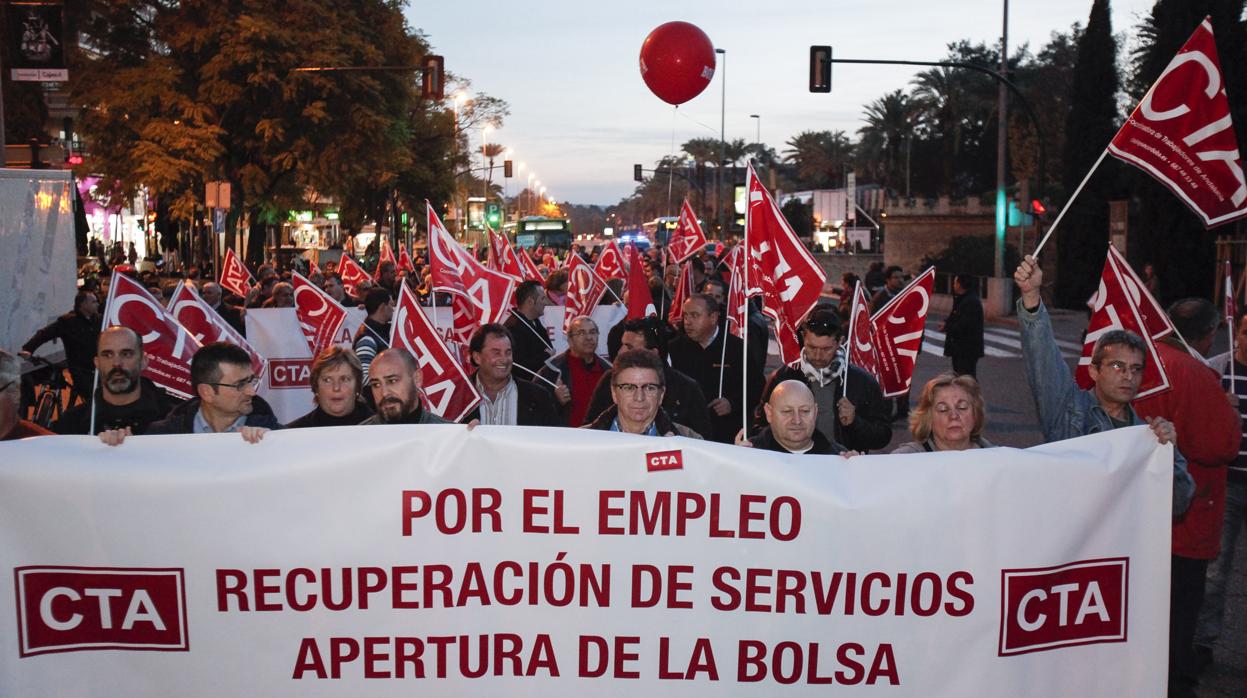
top-left (666, 105), bottom-right (677, 218)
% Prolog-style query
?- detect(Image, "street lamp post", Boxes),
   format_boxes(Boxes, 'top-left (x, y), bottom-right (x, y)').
top-left (716, 47), bottom-right (726, 235)
top-left (750, 114), bottom-right (760, 144)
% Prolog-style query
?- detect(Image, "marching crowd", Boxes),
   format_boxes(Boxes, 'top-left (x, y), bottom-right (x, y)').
top-left (1, 245), bottom-right (1245, 698)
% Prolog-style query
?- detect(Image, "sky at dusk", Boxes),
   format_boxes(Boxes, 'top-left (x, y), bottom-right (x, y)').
top-left (406, 1), bottom-right (1159, 206)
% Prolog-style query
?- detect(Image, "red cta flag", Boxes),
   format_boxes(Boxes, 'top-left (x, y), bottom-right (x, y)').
top-left (564, 254), bottom-right (609, 332)
top-left (1103, 245), bottom-right (1174, 341)
top-left (291, 271), bottom-right (348, 357)
top-left (398, 244), bottom-right (416, 274)
top-left (167, 282), bottom-right (267, 381)
top-left (668, 199), bottom-right (708, 263)
top-left (724, 245), bottom-right (757, 338)
top-left (1108, 19), bottom-right (1247, 227)
top-left (336, 254), bottom-right (371, 298)
top-left (308, 257), bottom-right (321, 277)
top-left (1075, 249), bottom-right (1171, 399)
top-left (427, 203), bottom-right (517, 336)
top-left (374, 238), bottom-right (397, 280)
top-left (514, 245), bottom-right (545, 283)
top-left (625, 244), bottom-right (656, 320)
top-left (744, 163), bottom-right (827, 364)
top-left (218, 248), bottom-right (255, 299)
top-left (846, 281), bottom-right (881, 379)
top-left (390, 284), bottom-right (482, 422)
top-left (103, 274), bottom-right (201, 399)
top-left (870, 267), bottom-right (935, 397)
top-left (594, 240), bottom-right (627, 281)
top-left (487, 228), bottom-right (524, 282)
top-left (1077, 246), bottom-right (1172, 398)
top-left (668, 260), bottom-right (695, 328)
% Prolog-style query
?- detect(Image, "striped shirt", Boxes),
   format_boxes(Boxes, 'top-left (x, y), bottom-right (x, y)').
top-left (1223, 359), bottom-right (1247, 480)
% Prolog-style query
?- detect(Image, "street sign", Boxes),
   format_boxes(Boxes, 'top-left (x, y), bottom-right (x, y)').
top-left (213, 209), bottom-right (226, 235)
top-left (205, 181), bottom-right (231, 209)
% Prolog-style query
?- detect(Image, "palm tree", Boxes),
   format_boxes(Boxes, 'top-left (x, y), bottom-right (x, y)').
top-left (481, 142), bottom-right (506, 187)
top-left (782, 130), bottom-right (854, 189)
top-left (857, 90), bottom-right (915, 193)
top-left (910, 66), bottom-right (983, 195)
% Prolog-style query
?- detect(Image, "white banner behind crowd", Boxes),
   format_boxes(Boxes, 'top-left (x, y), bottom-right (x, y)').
top-left (0, 427), bottom-right (1171, 696)
top-left (247, 305), bottom-right (627, 423)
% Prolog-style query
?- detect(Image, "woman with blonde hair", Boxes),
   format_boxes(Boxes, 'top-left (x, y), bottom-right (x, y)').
top-left (891, 372), bottom-right (994, 453)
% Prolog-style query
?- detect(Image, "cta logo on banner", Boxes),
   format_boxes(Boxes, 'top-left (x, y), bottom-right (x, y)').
top-left (998, 558), bottom-right (1129, 656)
top-left (14, 567), bottom-right (189, 657)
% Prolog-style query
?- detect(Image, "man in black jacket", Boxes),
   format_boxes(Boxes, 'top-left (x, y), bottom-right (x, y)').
top-left (141, 342), bottom-right (279, 442)
top-left (464, 324), bottom-right (560, 426)
top-left (755, 308), bottom-right (892, 452)
top-left (587, 317), bottom-right (711, 437)
top-left (668, 294), bottom-right (763, 443)
top-left (940, 274), bottom-right (985, 377)
top-left (21, 290), bottom-right (101, 406)
top-left (505, 280), bottom-right (553, 381)
top-left (200, 282), bottom-right (247, 337)
top-left (749, 380), bottom-right (844, 454)
top-left (53, 326), bottom-right (182, 436)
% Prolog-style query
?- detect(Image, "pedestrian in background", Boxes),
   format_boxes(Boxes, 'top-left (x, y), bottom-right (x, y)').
top-left (941, 273), bottom-right (985, 377)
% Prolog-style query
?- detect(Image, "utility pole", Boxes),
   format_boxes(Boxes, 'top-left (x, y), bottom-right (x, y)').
top-left (716, 48), bottom-right (726, 235)
top-left (994, 1), bottom-right (1009, 280)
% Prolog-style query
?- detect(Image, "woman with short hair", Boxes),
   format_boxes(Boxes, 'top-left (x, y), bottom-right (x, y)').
top-left (285, 347), bottom-right (373, 428)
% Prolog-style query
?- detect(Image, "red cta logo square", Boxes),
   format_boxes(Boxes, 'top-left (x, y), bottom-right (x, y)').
top-left (998, 557), bottom-right (1128, 656)
top-left (646, 449), bottom-right (683, 472)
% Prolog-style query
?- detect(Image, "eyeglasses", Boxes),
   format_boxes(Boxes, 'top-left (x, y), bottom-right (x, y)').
top-left (1094, 360), bottom-right (1145, 377)
top-left (206, 376), bottom-right (259, 391)
top-left (614, 383), bottom-right (662, 397)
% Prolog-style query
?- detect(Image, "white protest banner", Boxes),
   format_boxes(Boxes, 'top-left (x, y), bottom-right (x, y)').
top-left (248, 305), bottom-right (627, 423)
top-left (1, 427), bottom-right (1170, 695)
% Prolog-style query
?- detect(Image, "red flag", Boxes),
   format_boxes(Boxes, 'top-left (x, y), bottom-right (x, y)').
top-left (398, 244), bottom-right (415, 274)
top-left (563, 255), bottom-right (609, 332)
top-left (1075, 251), bottom-right (1171, 399)
top-left (308, 257), bottom-right (321, 277)
top-left (427, 203), bottom-right (517, 340)
top-left (487, 228), bottom-right (524, 281)
top-left (1108, 19), bottom-right (1247, 227)
top-left (103, 274), bottom-right (201, 399)
top-left (218, 248), bottom-right (255, 299)
top-left (744, 163), bottom-right (827, 364)
top-left (668, 199), bottom-right (708, 262)
top-left (625, 244), bottom-right (656, 320)
top-left (594, 240), bottom-right (627, 281)
top-left (390, 283), bottom-right (482, 422)
top-left (167, 282), bottom-right (267, 382)
top-left (374, 237), bottom-right (397, 280)
top-left (1106, 245), bottom-right (1175, 340)
top-left (336, 253), bottom-right (371, 298)
top-left (846, 281), bottom-right (881, 379)
top-left (870, 267), bottom-right (935, 397)
top-left (724, 245), bottom-right (753, 338)
top-left (514, 244), bottom-right (545, 282)
top-left (668, 260), bottom-right (694, 328)
top-left (291, 271), bottom-right (348, 357)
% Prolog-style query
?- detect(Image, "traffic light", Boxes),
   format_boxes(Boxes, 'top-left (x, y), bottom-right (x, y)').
top-left (809, 46), bottom-right (832, 93)
top-left (422, 54), bottom-right (445, 100)
top-left (504, 160), bottom-right (513, 178)
top-left (634, 164), bottom-right (643, 182)
top-left (1030, 199), bottom-right (1047, 216)
top-left (485, 202), bottom-right (501, 228)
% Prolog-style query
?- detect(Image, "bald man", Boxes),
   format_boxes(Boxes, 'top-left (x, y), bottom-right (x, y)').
top-left (360, 348), bottom-right (450, 425)
top-left (748, 379), bottom-right (844, 454)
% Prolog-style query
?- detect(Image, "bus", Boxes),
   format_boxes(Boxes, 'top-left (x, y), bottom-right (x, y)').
top-left (642, 217), bottom-right (679, 245)
top-left (503, 216), bottom-right (572, 250)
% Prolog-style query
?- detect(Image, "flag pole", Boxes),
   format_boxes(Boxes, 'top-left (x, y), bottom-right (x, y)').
top-left (741, 206), bottom-right (751, 442)
top-left (512, 362), bottom-right (560, 390)
top-left (1228, 261), bottom-right (1237, 384)
top-left (1032, 147), bottom-right (1110, 258)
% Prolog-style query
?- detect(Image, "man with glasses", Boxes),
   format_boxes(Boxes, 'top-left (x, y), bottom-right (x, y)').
top-left (141, 342), bottom-right (279, 441)
top-left (1129, 298), bottom-right (1239, 696)
top-left (1014, 255), bottom-right (1193, 515)
top-left (539, 316), bottom-right (610, 426)
top-left (583, 348), bottom-right (701, 438)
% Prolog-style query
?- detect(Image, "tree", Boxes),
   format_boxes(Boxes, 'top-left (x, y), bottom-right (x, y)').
top-left (782, 130), bottom-right (854, 189)
top-left (1055, 0), bottom-right (1118, 308)
top-left (857, 90), bottom-right (915, 193)
top-left (1127, 0), bottom-right (1247, 300)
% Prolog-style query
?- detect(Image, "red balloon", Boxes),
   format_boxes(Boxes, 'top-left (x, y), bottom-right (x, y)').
top-left (639, 22), bottom-right (716, 106)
